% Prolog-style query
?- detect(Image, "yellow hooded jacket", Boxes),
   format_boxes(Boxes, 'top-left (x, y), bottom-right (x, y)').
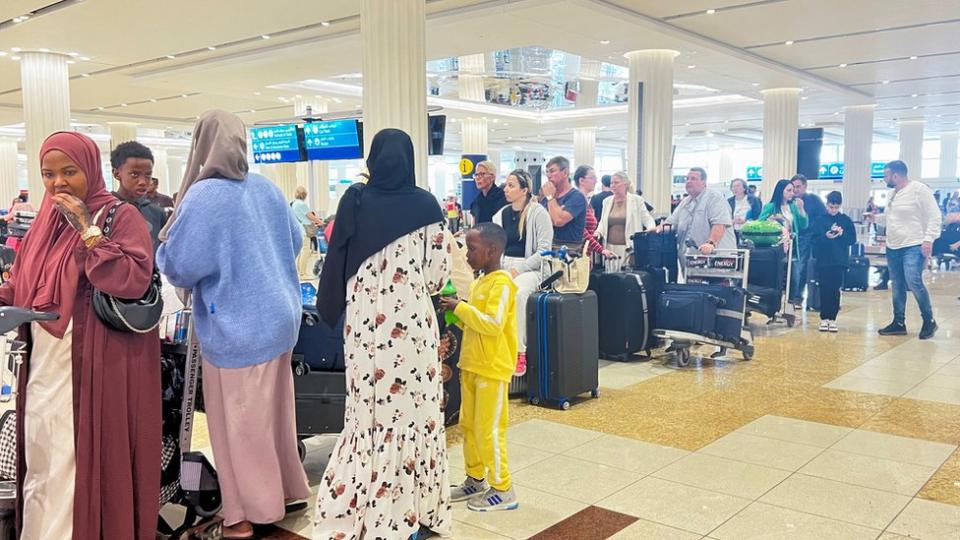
top-left (453, 270), bottom-right (518, 382)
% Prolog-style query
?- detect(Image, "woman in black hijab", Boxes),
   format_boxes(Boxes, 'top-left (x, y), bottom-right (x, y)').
top-left (314, 129), bottom-right (453, 540)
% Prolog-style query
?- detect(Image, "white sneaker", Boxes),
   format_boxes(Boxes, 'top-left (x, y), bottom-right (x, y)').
top-left (829, 321), bottom-right (838, 333)
top-left (819, 320), bottom-right (830, 332)
top-left (466, 487), bottom-right (519, 512)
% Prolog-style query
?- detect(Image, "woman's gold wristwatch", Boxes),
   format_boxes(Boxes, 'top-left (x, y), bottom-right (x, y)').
top-left (80, 225), bottom-right (103, 248)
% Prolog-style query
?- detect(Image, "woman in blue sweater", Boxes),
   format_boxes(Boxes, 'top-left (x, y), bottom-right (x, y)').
top-left (157, 110), bottom-right (310, 539)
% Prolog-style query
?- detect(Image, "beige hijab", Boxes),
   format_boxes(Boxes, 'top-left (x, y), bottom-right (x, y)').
top-left (158, 110), bottom-right (249, 241)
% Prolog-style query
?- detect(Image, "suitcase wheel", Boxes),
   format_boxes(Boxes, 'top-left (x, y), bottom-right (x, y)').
top-left (530, 397), bottom-right (541, 406)
top-left (293, 361), bottom-right (310, 377)
top-left (742, 346), bottom-right (754, 361)
top-left (297, 439), bottom-right (307, 462)
top-left (591, 388), bottom-right (600, 399)
top-left (676, 348), bottom-right (691, 367)
top-left (560, 400), bottom-right (571, 411)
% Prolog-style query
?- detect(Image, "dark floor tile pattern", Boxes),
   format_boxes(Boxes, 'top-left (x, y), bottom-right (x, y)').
top-left (526, 506), bottom-right (638, 540)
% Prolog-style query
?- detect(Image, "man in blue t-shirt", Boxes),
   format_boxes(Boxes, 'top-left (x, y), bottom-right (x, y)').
top-left (540, 156), bottom-right (587, 251)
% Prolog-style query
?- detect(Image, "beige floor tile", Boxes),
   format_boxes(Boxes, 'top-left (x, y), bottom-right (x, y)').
top-left (505, 419), bottom-right (603, 454)
top-left (447, 441), bottom-right (554, 474)
top-left (798, 449), bottom-right (937, 496)
top-left (888, 498), bottom-right (960, 540)
top-left (710, 502), bottom-right (882, 540)
top-left (832, 429), bottom-right (958, 468)
top-left (452, 485), bottom-right (587, 539)
top-left (597, 476), bottom-right (751, 535)
top-left (450, 521), bottom-right (513, 539)
top-left (758, 474), bottom-right (911, 530)
top-left (876, 533), bottom-right (914, 540)
top-left (934, 360), bottom-right (960, 377)
top-left (653, 453), bottom-right (791, 499)
top-left (599, 368), bottom-right (663, 390)
top-left (511, 454), bottom-right (643, 504)
top-left (698, 432), bottom-right (825, 471)
top-left (843, 363), bottom-right (936, 385)
top-left (607, 519), bottom-right (702, 540)
top-left (904, 383), bottom-right (960, 406)
top-left (822, 374), bottom-right (918, 397)
top-left (919, 373), bottom-right (960, 391)
top-left (562, 434), bottom-right (689, 475)
top-left (734, 415), bottom-right (852, 448)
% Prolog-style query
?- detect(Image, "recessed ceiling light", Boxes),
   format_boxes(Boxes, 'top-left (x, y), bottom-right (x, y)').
top-left (834, 111), bottom-right (840, 115)
top-left (0, 52), bottom-right (6, 57)
top-left (249, 109), bottom-right (256, 113)
top-left (253, 91), bottom-right (262, 96)
top-left (492, 119), bottom-right (499, 123)
top-left (600, 40), bottom-right (610, 45)
top-left (839, 63), bottom-right (847, 68)
top-left (355, 104), bottom-right (361, 108)
top-left (96, 106), bottom-right (104, 110)
top-left (261, 34), bottom-right (271, 40)
top-left (121, 103), bottom-right (128, 107)
top-left (11, 48), bottom-right (20, 53)
top-left (79, 56), bottom-right (90, 61)
top-left (785, 40), bottom-right (794, 46)
top-left (882, 80), bottom-right (890, 84)
top-left (751, 82), bottom-right (760, 87)
top-left (10, 56), bottom-right (20, 61)
top-left (321, 21), bottom-right (331, 27)
top-left (80, 73), bottom-right (90, 78)
top-left (911, 93), bottom-right (918, 97)
top-left (504, 123), bottom-right (510, 126)
top-left (38, 48), bottom-right (49, 53)
top-left (150, 98), bottom-right (157, 103)
top-left (687, 64), bottom-right (696, 69)
top-left (181, 94), bottom-right (189, 98)
top-left (66, 60), bottom-right (75, 64)
top-left (166, 55), bottom-right (176, 59)
top-left (68, 52), bottom-right (79, 57)
top-left (332, 97), bottom-right (342, 103)
top-left (207, 46), bottom-right (217, 51)
top-left (912, 105), bottom-right (919, 110)
top-left (706, 9), bottom-right (716, 14)
top-left (909, 55), bottom-right (918, 60)
top-left (801, 96), bottom-right (809, 100)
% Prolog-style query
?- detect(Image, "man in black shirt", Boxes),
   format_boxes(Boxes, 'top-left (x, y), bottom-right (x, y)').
top-left (148, 176), bottom-right (175, 209)
top-left (469, 160), bottom-right (507, 224)
top-left (591, 174), bottom-right (613, 221)
top-left (110, 141), bottom-right (169, 254)
top-left (791, 174), bottom-right (828, 305)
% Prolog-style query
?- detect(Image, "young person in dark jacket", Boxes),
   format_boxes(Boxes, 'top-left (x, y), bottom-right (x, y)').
top-left (811, 191), bottom-right (857, 332)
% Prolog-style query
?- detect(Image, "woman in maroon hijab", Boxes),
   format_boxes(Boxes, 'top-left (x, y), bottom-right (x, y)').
top-left (0, 131), bottom-right (160, 539)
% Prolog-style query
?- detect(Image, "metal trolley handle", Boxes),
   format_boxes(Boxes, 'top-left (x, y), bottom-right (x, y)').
top-left (0, 307), bottom-right (60, 402)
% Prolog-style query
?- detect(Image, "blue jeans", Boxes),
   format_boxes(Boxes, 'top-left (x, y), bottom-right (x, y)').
top-left (886, 245), bottom-right (934, 323)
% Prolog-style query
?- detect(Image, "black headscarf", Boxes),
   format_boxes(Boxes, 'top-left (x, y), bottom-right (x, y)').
top-left (317, 128), bottom-right (444, 326)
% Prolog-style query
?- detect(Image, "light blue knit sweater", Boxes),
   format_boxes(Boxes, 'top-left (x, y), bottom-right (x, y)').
top-left (157, 174), bottom-right (304, 368)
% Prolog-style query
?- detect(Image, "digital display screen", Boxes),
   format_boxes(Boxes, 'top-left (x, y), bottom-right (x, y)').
top-left (303, 120), bottom-right (363, 161)
top-left (250, 124), bottom-right (305, 164)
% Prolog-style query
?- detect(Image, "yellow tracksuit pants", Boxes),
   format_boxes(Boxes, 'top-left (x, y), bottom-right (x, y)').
top-left (460, 370), bottom-right (511, 491)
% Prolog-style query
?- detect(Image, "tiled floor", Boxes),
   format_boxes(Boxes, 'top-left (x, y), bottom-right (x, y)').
top-left (178, 270), bottom-right (960, 538)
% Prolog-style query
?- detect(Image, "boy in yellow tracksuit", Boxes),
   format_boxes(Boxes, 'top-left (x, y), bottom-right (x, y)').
top-left (439, 223), bottom-right (519, 512)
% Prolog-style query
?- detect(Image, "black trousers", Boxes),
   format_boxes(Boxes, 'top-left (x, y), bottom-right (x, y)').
top-left (819, 265), bottom-right (844, 320)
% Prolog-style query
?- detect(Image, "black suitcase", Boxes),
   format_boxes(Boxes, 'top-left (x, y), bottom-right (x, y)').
top-left (293, 371), bottom-right (346, 436)
top-left (843, 256), bottom-right (870, 291)
top-left (657, 287), bottom-right (722, 339)
top-left (662, 283), bottom-right (746, 345)
top-left (746, 286), bottom-right (782, 318)
top-left (293, 310), bottom-right (345, 372)
top-left (632, 227), bottom-right (679, 282)
top-left (747, 246), bottom-right (786, 291)
top-left (527, 291), bottom-right (600, 409)
top-left (594, 271), bottom-right (662, 359)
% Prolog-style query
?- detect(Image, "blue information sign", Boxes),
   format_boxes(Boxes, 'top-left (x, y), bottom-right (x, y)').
top-left (303, 120), bottom-right (363, 161)
top-left (746, 162), bottom-right (887, 181)
top-left (250, 124), bottom-right (304, 164)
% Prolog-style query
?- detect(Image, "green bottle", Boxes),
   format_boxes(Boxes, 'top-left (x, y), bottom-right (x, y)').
top-left (441, 279), bottom-right (460, 325)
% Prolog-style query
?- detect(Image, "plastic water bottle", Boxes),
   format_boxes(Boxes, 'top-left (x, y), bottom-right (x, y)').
top-left (441, 279), bottom-right (460, 326)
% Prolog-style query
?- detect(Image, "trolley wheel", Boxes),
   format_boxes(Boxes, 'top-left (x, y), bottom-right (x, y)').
top-left (676, 347), bottom-right (691, 367)
top-left (196, 494), bottom-right (223, 518)
top-left (711, 347), bottom-right (727, 360)
top-left (742, 346), bottom-right (754, 361)
top-left (591, 388), bottom-right (600, 399)
top-left (297, 439), bottom-right (307, 462)
top-left (561, 401), bottom-right (571, 411)
top-left (530, 397), bottom-right (541, 406)
top-left (293, 361), bottom-right (310, 377)
top-left (785, 314), bottom-right (796, 328)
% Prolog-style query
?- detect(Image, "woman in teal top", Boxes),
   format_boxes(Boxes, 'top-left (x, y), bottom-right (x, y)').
top-left (758, 179), bottom-right (808, 259)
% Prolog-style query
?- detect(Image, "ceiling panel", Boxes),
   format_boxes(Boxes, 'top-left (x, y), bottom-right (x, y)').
top-left (671, 0), bottom-right (958, 47)
top-left (0, 0), bottom-right (51, 22)
top-left (604, 0), bottom-right (755, 19)
top-left (811, 54), bottom-right (960, 86)
top-left (759, 24), bottom-right (960, 66)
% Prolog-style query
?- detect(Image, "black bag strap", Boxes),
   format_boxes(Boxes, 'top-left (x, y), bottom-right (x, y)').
top-left (98, 200), bottom-right (126, 238)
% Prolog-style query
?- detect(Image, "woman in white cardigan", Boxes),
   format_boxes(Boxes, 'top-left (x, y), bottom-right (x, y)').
top-left (596, 171), bottom-right (656, 260)
top-left (493, 169), bottom-right (553, 376)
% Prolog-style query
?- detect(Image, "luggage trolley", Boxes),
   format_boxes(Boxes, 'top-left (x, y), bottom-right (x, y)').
top-left (742, 235), bottom-right (797, 328)
top-left (654, 247), bottom-right (755, 367)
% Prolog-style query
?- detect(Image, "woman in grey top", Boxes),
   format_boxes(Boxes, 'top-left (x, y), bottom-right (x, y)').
top-left (493, 169), bottom-right (552, 376)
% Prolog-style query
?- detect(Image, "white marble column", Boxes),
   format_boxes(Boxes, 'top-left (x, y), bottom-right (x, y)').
top-left (0, 139), bottom-right (19, 209)
top-left (842, 105), bottom-right (875, 214)
top-left (939, 132), bottom-right (958, 179)
top-left (761, 88), bottom-right (801, 198)
top-left (718, 145), bottom-right (734, 183)
top-left (625, 50), bottom-right (677, 213)
top-left (461, 118), bottom-right (488, 155)
top-left (152, 147), bottom-right (168, 194)
top-left (108, 122), bottom-right (139, 149)
top-left (265, 163), bottom-right (298, 200)
top-left (295, 97), bottom-right (331, 217)
top-left (20, 51), bottom-right (71, 200)
top-left (576, 60), bottom-right (601, 108)
top-left (361, 0), bottom-right (428, 187)
top-left (166, 155), bottom-right (183, 196)
top-left (574, 127), bottom-right (597, 169)
top-left (899, 120), bottom-right (924, 179)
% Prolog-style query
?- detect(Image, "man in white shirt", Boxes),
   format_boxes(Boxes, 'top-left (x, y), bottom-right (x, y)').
top-left (878, 160), bottom-right (942, 339)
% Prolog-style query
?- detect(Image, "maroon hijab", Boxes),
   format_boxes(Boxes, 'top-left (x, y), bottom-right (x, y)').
top-left (12, 132), bottom-right (116, 337)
